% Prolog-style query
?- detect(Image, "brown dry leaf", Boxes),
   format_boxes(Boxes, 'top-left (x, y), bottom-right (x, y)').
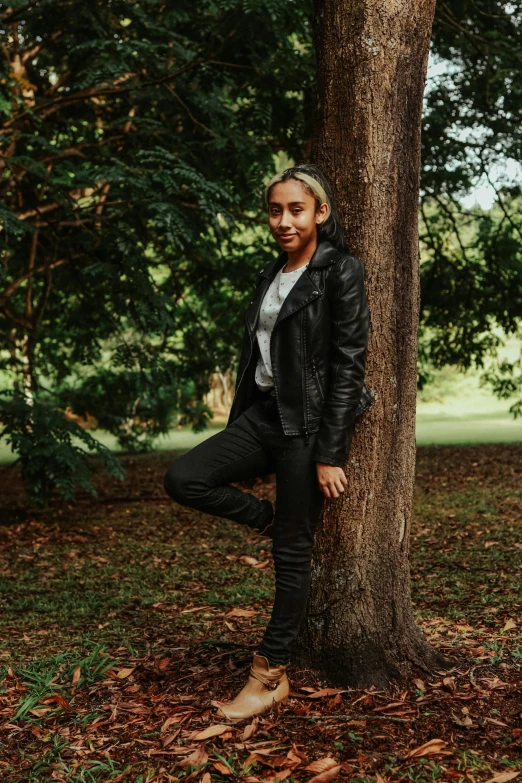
top-left (241, 718), bottom-right (258, 740)
top-left (303, 757), bottom-right (339, 774)
top-left (484, 773), bottom-right (520, 783)
top-left (451, 713), bottom-right (473, 728)
top-left (443, 677), bottom-right (456, 691)
top-left (71, 665), bottom-right (81, 688)
top-left (412, 678), bottom-right (425, 692)
top-left (503, 618), bottom-right (516, 631)
top-left (403, 739), bottom-right (449, 759)
top-left (115, 667), bottom-right (135, 679)
top-left (307, 765), bottom-right (342, 783)
top-left (226, 608), bottom-right (257, 619)
top-left (242, 748), bottom-right (282, 768)
top-left (177, 744), bottom-right (208, 769)
top-left (201, 774), bottom-right (212, 783)
top-left (373, 701), bottom-right (410, 712)
top-left (161, 730), bottom-right (182, 749)
top-left (213, 760), bottom-right (232, 775)
top-left (252, 560), bottom-right (270, 569)
top-left (375, 773), bottom-right (387, 783)
top-left (484, 717), bottom-right (509, 727)
top-left (28, 708), bottom-right (53, 717)
top-left (161, 716), bottom-right (178, 733)
top-left (156, 657), bottom-right (171, 671)
top-left (481, 677), bottom-right (509, 690)
top-left (306, 688), bottom-right (349, 699)
top-left (267, 770), bottom-right (293, 782)
top-left (239, 556), bottom-right (260, 566)
top-left (287, 750), bottom-right (302, 764)
top-left (40, 694), bottom-right (74, 711)
top-left (193, 723), bottom-right (231, 740)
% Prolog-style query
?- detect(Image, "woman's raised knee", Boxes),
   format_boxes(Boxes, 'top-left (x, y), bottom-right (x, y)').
top-left (163, 462), bottom-right (191, 503)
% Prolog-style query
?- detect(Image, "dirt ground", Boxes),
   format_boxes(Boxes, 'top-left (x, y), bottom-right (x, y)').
top-left (0, 443), bottom-right (521, 782)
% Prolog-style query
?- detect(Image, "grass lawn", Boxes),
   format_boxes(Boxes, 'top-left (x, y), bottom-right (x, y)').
top-left (0, 443), bottom-right (521, 782)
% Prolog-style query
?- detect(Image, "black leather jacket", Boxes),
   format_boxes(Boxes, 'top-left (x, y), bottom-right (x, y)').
top-left (226, 238), bottom-right (375, 466)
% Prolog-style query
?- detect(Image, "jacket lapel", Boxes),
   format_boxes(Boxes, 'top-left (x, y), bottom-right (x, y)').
top-left (245, 239), bottom-right (338, 335)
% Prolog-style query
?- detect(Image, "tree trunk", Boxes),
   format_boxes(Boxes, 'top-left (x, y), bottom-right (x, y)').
top-left (292, 0), bottom-right (453, 688)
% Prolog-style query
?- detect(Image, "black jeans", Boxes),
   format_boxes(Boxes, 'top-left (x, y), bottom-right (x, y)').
top-left (163, 387), bottom-right (325, 666)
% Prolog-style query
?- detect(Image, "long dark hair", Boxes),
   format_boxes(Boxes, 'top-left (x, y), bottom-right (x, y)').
top-left (264, 163), bottom-right (347, 253)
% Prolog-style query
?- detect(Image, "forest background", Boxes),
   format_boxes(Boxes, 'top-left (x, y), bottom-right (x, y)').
top-left (1, 0), bottom-right (521, 506)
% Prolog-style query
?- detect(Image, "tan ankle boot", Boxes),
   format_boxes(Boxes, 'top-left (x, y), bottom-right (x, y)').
top-left (212, 653), bottom-right (289, 721)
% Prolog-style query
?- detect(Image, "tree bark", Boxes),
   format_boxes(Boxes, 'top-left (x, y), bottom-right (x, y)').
top-left (292, 0), bottom-right (453, 688)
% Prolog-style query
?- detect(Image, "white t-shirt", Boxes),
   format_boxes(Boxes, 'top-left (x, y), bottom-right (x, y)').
top-left (255, 261), bottom-right (309, 390)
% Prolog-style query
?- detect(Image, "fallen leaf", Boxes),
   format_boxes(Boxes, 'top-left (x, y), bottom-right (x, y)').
top-left (287, 750), bottom-right (302, 764)
top-left (226, 608), bottom-right (257, 618)
top-left (269, 770), bottom-right (293, 781)
top-left (484, 773), bottom-right (520, 783)
top-left (483, 717), bottom-right (509, 727)
top-left (307, 765), bottom-right (342, 783)
top-left (403, 738), bottom-right (449, 759)
top-left (451, 713), bottom-right (473, 727)
top-left (239, 556), bottom-right (260, 566)
top-left (193, 724), bottom-right (231, 740)
top-left (177, 744), bottom-right (208, 769)
top-left (72, 665), bottom-right (81, 688)
top-left (115, 667), bottom-right (135, 679)
top-left (39, 694), bottom-right (74, 711)
top-left (503, 619), bottom-right (516, 632)
top-left (241, 718), bottom-right (258, 740)
top-left (481, 677), bottom-right (509, 689)
top-left (213, 760), bottom-right (232, 775)
top-left (303, 757), bottom-right (339, 773)
top-left (306, 688), bottom-right (349, 699)
top-left (373, 701), bottom-right (415, 714)
top-left (443, 677), bottom-right (456, 691)
top-left (161, 732), bottom-right (180, 749)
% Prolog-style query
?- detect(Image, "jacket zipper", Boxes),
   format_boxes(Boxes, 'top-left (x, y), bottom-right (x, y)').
top-left (302, 309), bottom-right (309, 445)
top-left (311, 357), bottom-right (324, 401)
top-left (230, 329), bottom-right (253, 411)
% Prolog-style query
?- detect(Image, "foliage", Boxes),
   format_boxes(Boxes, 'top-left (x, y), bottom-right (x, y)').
top-left (0, 0), bottom-right (314, 503)
top-left (419, 1), bottom-right (522, 408)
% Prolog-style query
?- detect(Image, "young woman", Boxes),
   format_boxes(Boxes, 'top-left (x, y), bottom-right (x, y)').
top-left (163, 163), bottom-right (375, 722)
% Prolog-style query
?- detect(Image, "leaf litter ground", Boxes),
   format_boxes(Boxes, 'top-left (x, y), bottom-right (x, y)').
top-left (0, 443), bottom-right (521, 782)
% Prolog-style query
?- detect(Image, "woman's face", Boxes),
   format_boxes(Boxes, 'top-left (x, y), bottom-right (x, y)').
top-left (267, 179), bottom-right (328, 252)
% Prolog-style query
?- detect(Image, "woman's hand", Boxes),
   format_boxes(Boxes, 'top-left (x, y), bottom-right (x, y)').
top-left (316, 462), bottom-right (348, 498)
